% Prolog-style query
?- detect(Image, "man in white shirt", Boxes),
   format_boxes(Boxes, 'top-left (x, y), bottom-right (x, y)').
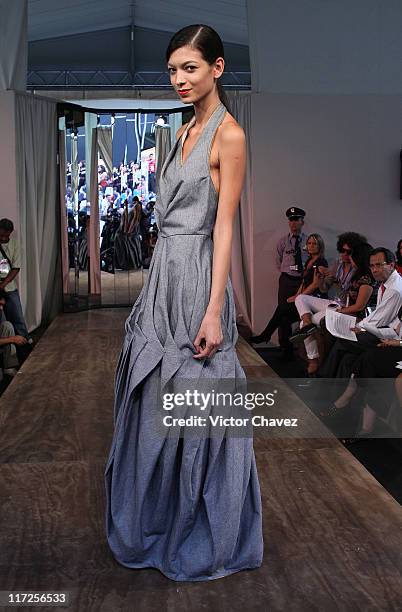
top-left (319, 247), bottom-right (402, 377)
top-left (0, 218), bottom-right (29, 339)
top-left (357, 248), bottom-right (402, 337)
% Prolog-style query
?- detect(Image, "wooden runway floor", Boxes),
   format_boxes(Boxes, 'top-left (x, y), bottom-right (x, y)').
top-left (0, 309), bottom-right (401, 611)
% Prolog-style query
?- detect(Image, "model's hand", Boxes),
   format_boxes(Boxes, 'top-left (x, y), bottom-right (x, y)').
top-left (11, 335), bottom-right (28, 346)
top-left (287, 295), bottom-right (296, 303)
top-left (377, 339), bottom-right (400, 348)
top-left (193, 313), bottom-right (223, 360)
top-left (350, 327), bottom-right (364, 333)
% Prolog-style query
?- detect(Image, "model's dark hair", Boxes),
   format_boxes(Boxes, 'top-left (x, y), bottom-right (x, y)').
top-left (351, 242), bottom-right (373, 280)
top-left (166, 24), bottom-right (230, 112)
top-left (336, 231), bottom-right (367, 253)
top-left (396, 239), bottom-right (402, 265)
top-left (369, 247), bottom-right (396, 264)
top-left (0, 218), bottom-right (14, 232)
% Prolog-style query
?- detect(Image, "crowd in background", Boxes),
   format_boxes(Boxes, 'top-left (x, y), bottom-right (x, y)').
top-left (66, 153), bottom-right (159, 272)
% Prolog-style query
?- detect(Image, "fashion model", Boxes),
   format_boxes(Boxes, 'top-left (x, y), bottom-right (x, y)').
top-left (104, 24), bottom-right (264, 582)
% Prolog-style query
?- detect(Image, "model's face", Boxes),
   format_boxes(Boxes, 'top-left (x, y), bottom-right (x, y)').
top-left (167, 46), bottom-right (224, 104)
top-left (306, 237), bottom-right (319, 255)
top-left (339, 243), bottom-right (352, 264)
top-left (369, 252), bottom-right (394, 282)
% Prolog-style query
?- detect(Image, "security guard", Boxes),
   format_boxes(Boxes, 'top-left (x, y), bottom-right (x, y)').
top-left (251, 206), bottom-right (307, 351)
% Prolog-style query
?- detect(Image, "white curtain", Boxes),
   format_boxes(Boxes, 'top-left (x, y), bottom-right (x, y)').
top-left (15, 93), bottom-right (61, 331)
top-left (97, 127), bottom-right (113, 175)
top-left (0, 0), bottom-right (27, 91)
top-left (227, 92), bottom-right (253, 330)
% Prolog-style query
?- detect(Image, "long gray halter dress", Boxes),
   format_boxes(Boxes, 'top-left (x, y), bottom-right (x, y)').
top-left (104, 102), bottom-right (264, 582)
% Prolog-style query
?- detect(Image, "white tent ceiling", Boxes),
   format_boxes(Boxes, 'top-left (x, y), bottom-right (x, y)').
top-left (28, 0), bottom-right (248, 45)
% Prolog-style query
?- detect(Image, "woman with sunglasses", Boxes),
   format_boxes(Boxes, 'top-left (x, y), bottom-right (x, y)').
top-left (289, 233), bottom-right (370, 375)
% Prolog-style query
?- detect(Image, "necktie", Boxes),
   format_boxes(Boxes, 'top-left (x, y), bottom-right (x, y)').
top-left (379, 283), bottom-right (386, 301)
top-left (294, 235), bottom-right (303, 273)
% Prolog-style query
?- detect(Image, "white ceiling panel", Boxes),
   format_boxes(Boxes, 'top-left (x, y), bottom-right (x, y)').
top-left (28, 0), bottom-right (248, 45)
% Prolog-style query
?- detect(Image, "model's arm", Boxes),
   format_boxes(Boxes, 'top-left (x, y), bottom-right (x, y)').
top-left (193, 121), bottom-right (246, 360)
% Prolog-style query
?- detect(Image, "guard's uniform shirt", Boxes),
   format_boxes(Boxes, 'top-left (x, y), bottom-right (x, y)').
top-left (276, 232), bottom-right (307, 277)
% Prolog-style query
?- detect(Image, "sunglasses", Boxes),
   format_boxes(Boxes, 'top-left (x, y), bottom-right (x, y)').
top-left (339, 248), bottom-right (352, 255)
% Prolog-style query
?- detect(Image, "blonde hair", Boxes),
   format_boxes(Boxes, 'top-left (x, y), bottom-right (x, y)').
top-left (306, 233), bottom-right (325, 258)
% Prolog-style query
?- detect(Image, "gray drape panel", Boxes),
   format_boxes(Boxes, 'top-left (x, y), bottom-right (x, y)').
top-left (97, 126), bottom-right (113, 175)
top-left (89, 128), bottom-right (101, 294)
top-left (227, 92), bottom-right (253, 330)
top-left (0, 0), bottom-right (27, 90)
top-left (155, 125), bottom-right (172, 192)
top-left (15, 93), bottom-right (61, 331)
top-left (58, 131), bottom-right (69, 294)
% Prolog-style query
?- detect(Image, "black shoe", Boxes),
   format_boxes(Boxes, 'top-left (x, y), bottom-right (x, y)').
top-left (289, 323), bottom-right (317, 344)
top-left (250, 334), bottom-right (271, 345)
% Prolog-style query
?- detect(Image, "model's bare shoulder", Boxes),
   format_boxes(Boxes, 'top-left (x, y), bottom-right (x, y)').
top-left (217, 115), bottom-right (245, 148)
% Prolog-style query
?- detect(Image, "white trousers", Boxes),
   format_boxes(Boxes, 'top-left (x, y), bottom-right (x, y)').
top-left (294, 295), bottom-right (337, 360)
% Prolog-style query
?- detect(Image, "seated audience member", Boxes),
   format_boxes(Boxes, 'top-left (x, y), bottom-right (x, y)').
top-left (322, 304), bottom-right (402, 430)
top-left (312, 232), bottom-right (367, 301)
top-left (291, 241), bottom-right (374, 375)
top-left (396, 238), bottom-right (402, 276)
top-left (0, 290), bottom-right (27, 378)
top-left (250, 233), bottom-right (328, 357)
top-left (0, 218), bottom-right (30, 339)
top-left (318, 247), bottom-right (402, 378)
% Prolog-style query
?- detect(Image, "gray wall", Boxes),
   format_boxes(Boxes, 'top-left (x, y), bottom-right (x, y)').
top-left (250, 92), bottom-right (402, 332)
top-left (246, 1), bottom-right (402, 333)
top-left (248, 0), bottom-right (402, 94)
